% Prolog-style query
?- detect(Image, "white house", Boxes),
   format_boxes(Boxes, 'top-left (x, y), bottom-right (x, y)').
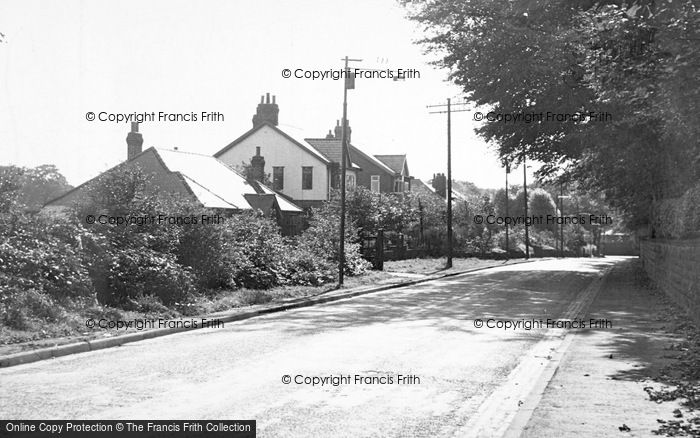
top-left (214, 94), bottom-right (358, 209)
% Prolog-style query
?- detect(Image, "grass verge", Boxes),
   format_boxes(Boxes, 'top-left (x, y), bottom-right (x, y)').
top-left (0, 257), bottom-right (520, 357)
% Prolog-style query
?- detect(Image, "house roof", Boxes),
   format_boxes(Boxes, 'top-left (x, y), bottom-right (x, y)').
top-left (243, 193), bottom-right (278, 215)
top-left (411, 178), bottom-right (468, 202)
top-left (155, 148), bottom-right (254, 209)
top-left (154, 148), bottom-right (302, 212)
top-left (246, 179), bottom-right (301, 212)
top-left (214, 122), bottom-right (331, 165)
top-left (411, 178), bottom-right (435, 195)
top-left (304, 138), bottom-right (362, 170)
top-left (44, 147), bottom-right (302, 213)
top-left (347, 144), bottom-right (398, 175)
top-left (374, 155), bottom-right (408, 176)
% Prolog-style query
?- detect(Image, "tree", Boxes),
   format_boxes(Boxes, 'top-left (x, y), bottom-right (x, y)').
top-left (402, 0), bottom-right (700, 228)
top-left (528, 188), bottom-right (558, 231)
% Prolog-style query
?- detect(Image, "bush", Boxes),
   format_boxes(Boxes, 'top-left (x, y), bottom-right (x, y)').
top-left (106, 248), bottom-right (197, 306)
top-left (283, 245), bottom-right (335, 286)
top-left (224, 211), bottom-right (289, 289)
top-left (179, 210), bottom-right (295, 289)
top-left (0, 286), bottom-right (64, 330)
top-left (300, 206), bottom-right (371, 276)
top-left (0, 217), bottom-right (93, 301)
top-left (177, 215), bottom-right (238, 289)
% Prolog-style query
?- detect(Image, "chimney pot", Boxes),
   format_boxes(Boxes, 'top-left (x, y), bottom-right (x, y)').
top-left (256, 146), bottom-right (261, 156)
top-left (272, 95), bottom-right (276, 104)
top-left (252, 92), bottom-right (280, 128)
top-left (130, 122), bottom-right (139, 133)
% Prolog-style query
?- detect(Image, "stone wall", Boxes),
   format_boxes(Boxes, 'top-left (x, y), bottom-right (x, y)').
top-left (640, 238), bottom-right (700, 325)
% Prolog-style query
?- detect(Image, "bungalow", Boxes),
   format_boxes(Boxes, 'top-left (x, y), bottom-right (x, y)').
top-left (44, 123), bottom-right (303, 235)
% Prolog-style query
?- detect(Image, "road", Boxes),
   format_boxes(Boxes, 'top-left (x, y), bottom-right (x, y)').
top-left (0, 258), bottom-right (621, 437)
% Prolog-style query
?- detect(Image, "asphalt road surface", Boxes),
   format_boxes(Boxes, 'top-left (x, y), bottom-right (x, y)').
top-left (0, 258), bottom-right (621, 437)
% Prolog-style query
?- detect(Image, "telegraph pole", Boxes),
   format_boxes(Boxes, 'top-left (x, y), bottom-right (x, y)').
top-left (338, 56), bottom-right (361, 287)
top-left (446, 98), bottom-right (453, 268)
top-left (427, 98), bottom-right (469, 269)
top-left (523, 155), bottom-right (530, 259)
top-left (558, 182), bottom-right (570, 258)
top-left (560, 182), bottom-right (564, 257)
top-left (505, 162), bottom-right (510, 256)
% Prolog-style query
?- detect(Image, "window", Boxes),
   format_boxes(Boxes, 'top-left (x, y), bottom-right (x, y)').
top-left (346, 173), bottom-right (356, 188)
top-left (273, 166), bottom-right (284, 190)
top-left (302, 166), bottom-right (313, 190)
top-left (371, 175), bottom-right (380, 193)
top-left (394, 179), bottom-right (403, 192)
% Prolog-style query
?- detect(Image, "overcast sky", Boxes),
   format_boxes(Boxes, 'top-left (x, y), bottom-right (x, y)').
top-left (0, 0), bottom-right (533, 189)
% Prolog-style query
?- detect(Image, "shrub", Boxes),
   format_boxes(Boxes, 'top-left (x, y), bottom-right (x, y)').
top-left (283, 245), bottom-right (335, 286)
top-left (224, 211), bottom-right (289, 289)
top-left (106, 248), bottom-right (197, 306)
top-left (299, 206), bottom-right (371, 276)
top-left (0, 217), bottom-right (93, 301)
top-left (0, 286), bottom-right (64, 330)
top-left (177, 216), bottom-right (238, 289)
top-left (179, 210), bottom-right (294, 290)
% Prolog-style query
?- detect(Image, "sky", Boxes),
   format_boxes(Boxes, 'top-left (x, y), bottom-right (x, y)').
top-left (0, 0), bottom-right (534, 189)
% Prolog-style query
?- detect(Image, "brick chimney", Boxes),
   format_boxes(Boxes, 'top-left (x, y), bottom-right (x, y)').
top-left (126, 122), bottom-right (143, 160)
top-left (333, 119), bottom-right (351, 143)
top-left (432, 173), bottom-right (446, 198)
top-left (250, 147), bottom-right (265, 181)
top-left (252, 93), bottom-right (279, 128)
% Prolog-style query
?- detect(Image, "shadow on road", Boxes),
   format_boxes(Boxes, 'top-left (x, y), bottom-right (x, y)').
top-left (228, 258), bottom-right (620, 339)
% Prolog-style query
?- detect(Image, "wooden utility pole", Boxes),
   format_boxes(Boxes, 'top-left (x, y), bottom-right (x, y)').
top-left (558, 182), bottom-right (570, 258)
top-left (505, 163), bottom-right (510, 256)
top-left (446, 98), bottom-right (453, 268)
top-left (427, 98), bottom-right (469, 269)
top-left (338, 56), bottom-right (361, 287)
top-left (523, 155), bottom-right (530, 259)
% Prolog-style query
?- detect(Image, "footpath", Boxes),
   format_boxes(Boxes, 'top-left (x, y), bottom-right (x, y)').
top-left (518, 259), bottom-right (699, 437)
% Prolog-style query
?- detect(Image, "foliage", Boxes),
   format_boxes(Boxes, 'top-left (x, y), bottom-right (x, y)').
top-left (652, 182), bottom-right (700, 238)
top-left (300, 201), bottom-right (371, 276)
top-left (343, 186), bottom-right (418, 236)
top-left (402, 0), bottom-right (700, 229)
top-left (106, 248), bottom-right (197, 307)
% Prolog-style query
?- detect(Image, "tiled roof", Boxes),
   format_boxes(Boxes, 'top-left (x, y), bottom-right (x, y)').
top-left (304, 138), bottom-right (343, 163)
top-left (374, 155), bottom-right (407, 176)
top-left (304, 138), bottom-right (362, 170)
top-left (347, 144), bottom-right (397, 175)
top-left (411, 178), bottom-right (435, 195)
top-left (411, 178), bottom-right (466, 202)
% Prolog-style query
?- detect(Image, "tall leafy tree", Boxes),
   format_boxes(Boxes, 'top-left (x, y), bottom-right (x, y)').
top-left (402, 0), bottom-right (700, 227)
